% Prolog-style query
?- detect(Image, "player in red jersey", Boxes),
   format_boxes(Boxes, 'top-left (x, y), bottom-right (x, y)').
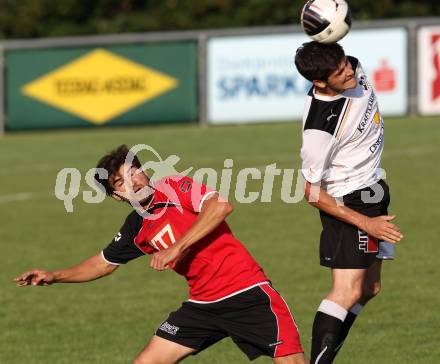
top-left (14, 145), bottom-right (308, 364)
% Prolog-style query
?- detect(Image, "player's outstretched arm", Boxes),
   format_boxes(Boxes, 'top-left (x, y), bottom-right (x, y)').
top-left (150, 193), bottom-right (233, 271)
top-left (14, 253), bottom-right (118, 287)
top-left (304, 181), bottom-right (403, 243)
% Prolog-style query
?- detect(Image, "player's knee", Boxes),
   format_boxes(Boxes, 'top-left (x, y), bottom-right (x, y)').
top-left (330, 286), bottom-right (362, 308)
top-left (348, 287), bottom-right (363, 306)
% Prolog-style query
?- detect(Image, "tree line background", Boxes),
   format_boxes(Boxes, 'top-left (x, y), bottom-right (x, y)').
top-left (0, 0), bottom-right (439, 39)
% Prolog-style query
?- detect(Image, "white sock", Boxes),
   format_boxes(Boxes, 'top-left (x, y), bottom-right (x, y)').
top-left (317, 299), bottom-right (348, 322)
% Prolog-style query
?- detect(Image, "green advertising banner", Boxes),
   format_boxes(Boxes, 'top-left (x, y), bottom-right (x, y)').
top-left (6, 42), bottom-right (198, 130)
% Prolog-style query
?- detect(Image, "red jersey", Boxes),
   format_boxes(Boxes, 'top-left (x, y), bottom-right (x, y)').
top-left (131, 176), bottom-right (269, 302)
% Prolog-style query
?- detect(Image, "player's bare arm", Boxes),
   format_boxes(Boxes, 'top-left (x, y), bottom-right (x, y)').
top-left (150, 193), bottom-right (233, 271)
top-left (14, 253), bottom-right (118, 286)
top-left (304, 180), bottom-right (403, 243)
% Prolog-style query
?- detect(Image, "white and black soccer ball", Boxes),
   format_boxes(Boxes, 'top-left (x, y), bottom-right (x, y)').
top-left (301, 0), bottom-right (352, 44)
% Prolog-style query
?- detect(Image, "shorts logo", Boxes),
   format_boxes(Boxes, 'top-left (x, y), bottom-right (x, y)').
top-left (268, 340), bottom-right (284, 347)
top-left (358, 230), bottom-right (379, 253)
top-left (158, 321), bottom-right (180, 335)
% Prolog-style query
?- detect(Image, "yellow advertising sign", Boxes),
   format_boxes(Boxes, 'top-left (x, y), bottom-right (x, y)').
top-left (22, 49), bottom-right (179, 124)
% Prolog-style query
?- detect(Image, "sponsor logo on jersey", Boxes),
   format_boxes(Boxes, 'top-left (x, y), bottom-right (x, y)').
top-left (357, 93), bottom-right (376, 133)
top-left (326, 109), bottom-right (338, 122)
top-left (158, 321), bottom-right (180, 335)
top-left (373, 112), bottom-right (381, 125)
top-left (369, 124), bottom-right (384, 154)
top-left (179, 180), bottom-right (192, 193)
top-left (114, 232), bottom-right (122, 242)
top-left (358, 74), bottom-right (371, 91)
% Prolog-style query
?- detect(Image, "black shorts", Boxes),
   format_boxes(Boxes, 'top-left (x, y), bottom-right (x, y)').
top-left (155, 283), bottom-right (303, 360)
top-left (319, 180), bottom-right (390, 269)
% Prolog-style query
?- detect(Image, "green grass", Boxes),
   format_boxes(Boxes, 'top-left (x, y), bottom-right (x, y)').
top-left (1, 116), bottom-right (439, 363)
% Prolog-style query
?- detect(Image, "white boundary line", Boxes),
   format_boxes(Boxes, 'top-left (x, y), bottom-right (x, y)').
top-left (0, 192), bottom-right (48, 203)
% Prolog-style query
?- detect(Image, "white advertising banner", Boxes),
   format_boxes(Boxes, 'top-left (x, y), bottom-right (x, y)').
top-left (417, 26), bottom-right (440, 115)
top-left (207, 28), bottom-right (407, 124)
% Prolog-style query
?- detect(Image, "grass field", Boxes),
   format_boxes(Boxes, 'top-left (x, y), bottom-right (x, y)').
top-left (1, 116), bottom-right (439, 364)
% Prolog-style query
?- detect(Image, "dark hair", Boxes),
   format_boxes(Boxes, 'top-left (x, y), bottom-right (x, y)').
top-left (94, 144), bottom-right (141, 196)
top-left (294, 41), bottom-right (346, 82)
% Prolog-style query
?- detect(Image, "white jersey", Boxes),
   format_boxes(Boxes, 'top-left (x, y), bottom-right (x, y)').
top-left (300, 56), bottom-right (385, 197)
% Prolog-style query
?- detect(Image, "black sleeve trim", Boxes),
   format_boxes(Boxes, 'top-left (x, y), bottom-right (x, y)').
top-left (304, 98), bottom-right (347, 136)
top-left (102, 211), bottom-right (144, 265)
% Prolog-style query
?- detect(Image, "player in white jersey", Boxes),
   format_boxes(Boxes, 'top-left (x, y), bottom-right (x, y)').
top-left (294, 42), bottom-right (403, 363)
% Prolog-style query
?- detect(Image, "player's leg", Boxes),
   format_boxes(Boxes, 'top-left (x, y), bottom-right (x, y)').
top-left (133, 335), bottom-right (196, 364)
top-left (334, 180), bottom-right (392, 337)
top-left (310, 268), bottom-right (366, 364)
top-left (134, 301), bottom-right (226, 364)
top-left (360, 257), bottom-right (382, 304)
top-left (221, 284), bottom-right (306, 362)
top-left (311, 180), bottom-right (393, 363)
top-left (326, 268), bottom-right (366, 307)
top-left (332, 259), bottom-right (382, 359)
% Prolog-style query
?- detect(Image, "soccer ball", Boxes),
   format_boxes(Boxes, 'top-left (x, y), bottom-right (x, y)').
top-left (301, 0), bottom-right (352, 44)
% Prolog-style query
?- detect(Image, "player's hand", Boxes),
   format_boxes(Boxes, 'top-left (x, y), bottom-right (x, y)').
top-left (363, 215), bottom-right (403, 243)
top-left (150, 245), bottom-right (182, 271)
top-left (13, 270), bottom-right (55, 287)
